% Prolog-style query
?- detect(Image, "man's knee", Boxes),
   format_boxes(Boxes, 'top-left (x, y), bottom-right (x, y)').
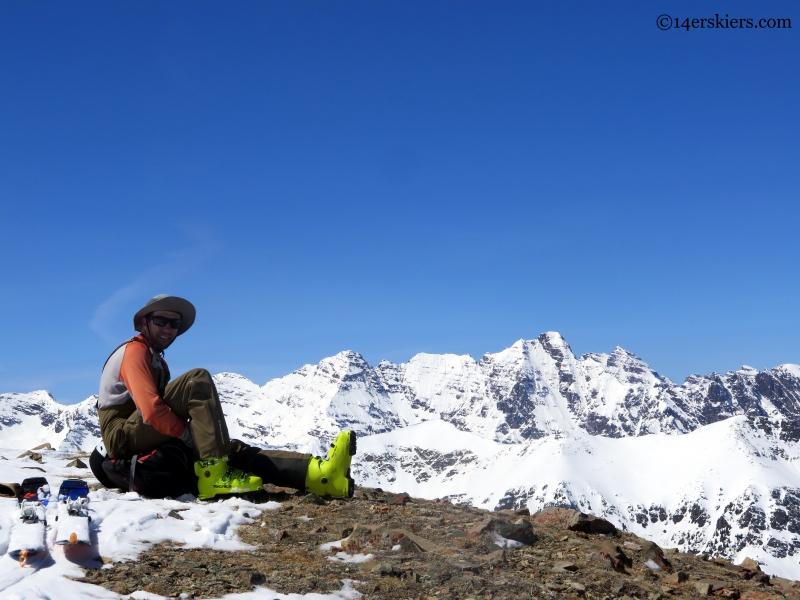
top-left (184, 367), bottom-right (212, 381)
top-left (185, 369), bottom-right (215, 400)
top-left (188, 381), bottom-right (214, 400)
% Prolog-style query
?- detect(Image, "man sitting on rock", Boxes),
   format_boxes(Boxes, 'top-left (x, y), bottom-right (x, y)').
top-left (90, 294), bottom-right (356, 500)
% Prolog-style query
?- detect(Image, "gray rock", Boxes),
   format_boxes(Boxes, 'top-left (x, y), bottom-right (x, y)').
top-left (483, 549), bottom-right (506, 566)
top-left (299, 493), bottom-right (327, 505)
top-left (17, 451), bottom-right (43, 463)
top-left (451, 559), bottom-right (481, 572)
top-left (569, 582), bottom-right (587, 591)
top-left (494, 520), bottom-right (537, 546)
top-left (664, 572), bottom-right (687, 585)
top-left (695, 582), bottom-right (712, 595)
top-left (469, 518), bottom-right (494, 535)
top-left (739, 557), bottom-right (760, 571)
top-left (66, 459), bottom-right (88, 469)
top-left (769, 577), bottom-right (799, 593)
top-left (553, 561), bottom-right (579, 572)
top-left (695, 580), bottom-right (726, 595)
top-left (712, 558), bottom-right (737, 571)
top-left (469, 517), bottom-right (537, 546)
top-left (531, 507), bottom-right (617, 535)
top-left (269, 529), bottom-right (288, 540)
top-left (641, 541), bottom-right (672, 572)
top-left (371, 563), bottom-right (405, 577)
top-left (389, 492), bottom-right (410, 505)
top-left (623, 542), bottom-right (643, 551)
top-left (591, 540), bottom-right (633, 569)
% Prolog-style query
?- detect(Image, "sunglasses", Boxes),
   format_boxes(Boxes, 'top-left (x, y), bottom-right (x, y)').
top-left (148, 315), bottom-right (182, 329)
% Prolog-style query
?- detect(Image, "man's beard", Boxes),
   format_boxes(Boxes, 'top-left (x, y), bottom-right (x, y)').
top-left (144, 328), bottom-right (175, 352)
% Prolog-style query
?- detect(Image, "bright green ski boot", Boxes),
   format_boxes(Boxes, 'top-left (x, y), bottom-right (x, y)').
top-left (305, 430), bottom-right (357, 498)
top-left (194, 456), bottom-right (263, 500)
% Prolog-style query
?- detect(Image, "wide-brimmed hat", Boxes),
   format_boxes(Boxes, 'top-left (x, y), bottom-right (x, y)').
top-left (133, 294), bottom-right (196, 336)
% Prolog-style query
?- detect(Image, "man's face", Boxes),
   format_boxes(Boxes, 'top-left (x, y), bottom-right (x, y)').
top-left (140, 310), bottom-right (181, 352)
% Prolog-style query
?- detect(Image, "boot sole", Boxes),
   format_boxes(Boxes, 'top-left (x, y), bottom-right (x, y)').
top-left (348, 431), bottom-right (357, 457)
top-left (347, 431), bottom-right (356, 497)
top-left (199, 485), bottom-right (261, 501)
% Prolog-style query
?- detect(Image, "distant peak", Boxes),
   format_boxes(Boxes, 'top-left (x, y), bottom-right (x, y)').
top-left (332, 350), bottom-right (368, 363)
top-left (535, 331), bottom-right (574, 356)
top-left (215, 372), bottom-right (253, 381)
top-left (612, 346), bottom-right (632, 354)
top-left (538, 331), bottom-right (567, 344)
top-left (776, 364), bottom-right (800, 377)
top-left (320, 350), bottom-right (374, 374)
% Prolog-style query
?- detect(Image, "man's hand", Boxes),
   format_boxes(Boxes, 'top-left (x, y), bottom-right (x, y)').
top-left (180, 422), bottom-right (195, 448)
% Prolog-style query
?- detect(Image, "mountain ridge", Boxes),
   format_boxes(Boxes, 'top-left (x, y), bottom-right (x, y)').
top-left (3, 332), bottom-right (799, 451)
top-left (2, 332), bottom-right (799, 578)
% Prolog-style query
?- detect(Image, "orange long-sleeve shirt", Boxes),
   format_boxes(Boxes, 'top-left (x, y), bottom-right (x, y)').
top-left (118, 337), bottom-right (186, 438)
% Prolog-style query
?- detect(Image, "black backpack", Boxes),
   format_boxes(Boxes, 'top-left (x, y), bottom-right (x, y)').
top-left (90, 440), bottom-right (196, 499)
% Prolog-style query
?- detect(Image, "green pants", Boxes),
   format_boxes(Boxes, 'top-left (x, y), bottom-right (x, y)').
top-left (230, 440), bottom-right (311, 491)
top-left (112, 368), bottom-right (230, 459)
top-left (100, 368), bottom-right (304, 461)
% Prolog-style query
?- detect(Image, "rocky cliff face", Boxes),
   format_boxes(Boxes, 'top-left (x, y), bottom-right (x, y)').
top-left (674, 365), bottom-right (800, 433)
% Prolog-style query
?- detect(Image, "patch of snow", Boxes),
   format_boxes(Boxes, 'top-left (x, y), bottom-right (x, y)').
top-left (487, 531), bottom-right (526, 549)
top-left (318, 538), bottom-right (347, 552)
top-left (644, 559), bottom-right (662, 571)
top-left (326, 552), bottom-right (374, 564)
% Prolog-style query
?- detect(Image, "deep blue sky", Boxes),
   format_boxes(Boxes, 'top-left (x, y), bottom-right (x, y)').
top-left (1, 1), bottom-right (798, 403)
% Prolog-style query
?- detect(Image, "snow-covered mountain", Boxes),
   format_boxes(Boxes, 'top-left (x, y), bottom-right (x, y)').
top-left (0, 390), bottom-right (100, 452)
top-left (1, 332), bottom-right (799, 577)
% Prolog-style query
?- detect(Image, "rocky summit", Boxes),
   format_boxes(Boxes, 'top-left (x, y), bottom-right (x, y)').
top-left (81, 486), bottom-right (800, 600)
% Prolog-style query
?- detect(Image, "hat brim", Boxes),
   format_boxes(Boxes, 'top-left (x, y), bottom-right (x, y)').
top-left (133, 296), bottom-right (196, 335)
